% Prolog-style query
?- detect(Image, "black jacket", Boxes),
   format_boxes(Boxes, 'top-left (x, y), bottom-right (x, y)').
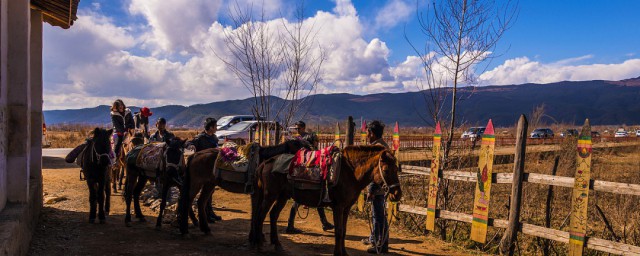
top-left (150, 130), bottom-right (175, 143)
top-left (111, 109), bottom-right (135, 135)
top-left (186, 132), bottom-right (219, 152)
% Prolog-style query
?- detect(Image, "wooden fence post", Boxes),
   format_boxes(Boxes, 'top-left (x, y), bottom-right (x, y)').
top-left (500, 114), bottom-right (528, 255)
top-left (346, 116), bottom-right (355, 146)
top-left (426, 122), bottom-right (442, 231)
top-left (334, 122), bottom-right (341, 148)
top-left (471, 119), bottom-right (496, 243)
top-left (569, 119), bottom-right (592, 256)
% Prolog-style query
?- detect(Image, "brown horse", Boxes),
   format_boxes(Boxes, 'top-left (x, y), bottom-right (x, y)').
top-left (111, 131), bottom-right (144, 193)
top-left (250, 145), bottom-right (402, 256)
top-left (178, 139), bottom-right (309, 235)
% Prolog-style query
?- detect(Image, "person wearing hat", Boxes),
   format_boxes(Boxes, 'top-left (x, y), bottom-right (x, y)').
top-left (150, 117), bottom-right (175, 143)
top-left (363, 120), bottom-right (390, 254)
top-left (285, 121), bottom-right (335, 234)
top-left (134, 107), bottom-right (153, 139)
top-left (185, 117), bottom-right (222, 222)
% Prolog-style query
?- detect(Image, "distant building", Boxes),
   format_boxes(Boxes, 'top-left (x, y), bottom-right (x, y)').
top-left (0, 0), bottom-right (79, 254)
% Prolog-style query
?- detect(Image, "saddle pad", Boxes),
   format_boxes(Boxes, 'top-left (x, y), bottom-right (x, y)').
top-left (215, 143), bottom-right (255, 173)
top-left (272, 154), bottom-right (295, 174)
top-left (135, 142), bottom-right (165, 171)
top-left (289, 146), bottom-right (337, 184)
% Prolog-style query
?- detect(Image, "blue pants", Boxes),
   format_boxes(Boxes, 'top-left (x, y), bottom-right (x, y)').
top-left (370, 195), bottom-right (389, 250)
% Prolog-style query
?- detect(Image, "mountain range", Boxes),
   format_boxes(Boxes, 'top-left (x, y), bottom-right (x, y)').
top-left (44, 77), bottom-right (640, 128)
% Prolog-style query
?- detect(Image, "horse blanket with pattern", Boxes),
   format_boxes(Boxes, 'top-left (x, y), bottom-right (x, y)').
top-left (214, 142), bottom-right (259, 189)
top-left (127, 142), bottom-right (166, 177)
top-left (288, 146), bottom-right (340, 188)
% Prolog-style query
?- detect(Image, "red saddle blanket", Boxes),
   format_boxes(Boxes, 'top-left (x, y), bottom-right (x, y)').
top-left (289, 146), bottom-right (337, 184)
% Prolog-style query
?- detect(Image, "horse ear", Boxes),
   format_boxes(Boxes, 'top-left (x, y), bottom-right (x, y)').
top-left (93, 127), bottom-right (101, 136)
top-left (107, 128), bottom-right (114, 137)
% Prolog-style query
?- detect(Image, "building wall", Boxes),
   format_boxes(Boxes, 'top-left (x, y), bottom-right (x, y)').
top-left (0, 0), bottom-right (8, 212)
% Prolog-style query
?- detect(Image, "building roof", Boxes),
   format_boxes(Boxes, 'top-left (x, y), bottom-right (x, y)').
top-left (31, 0), bottom-right (80, 29)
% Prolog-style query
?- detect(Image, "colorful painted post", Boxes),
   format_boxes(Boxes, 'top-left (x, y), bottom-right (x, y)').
top-left (393, 122), bottom-right (400, 153)
top-left (569, 119), bottom-right (592, 256)
top-left (266, 128), bottom-right (271, 146)
top-left (361, 118), bottom-right (367, 145)
top-left (387, 121), bottom-right (400, 222)
top-left (471, 119), bottom-right (496, 243)
top-left (334, 122), bottom-right (341, 148)
top-left (426, 122), bottom-right (442, 231)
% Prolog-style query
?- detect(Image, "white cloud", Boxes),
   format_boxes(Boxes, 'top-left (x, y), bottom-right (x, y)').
top-left (128, 0), bottom-right (222, 54)
top-left (374, 0), bottom-right (413, 30)
top-left (479, 57), bottom-right (640, 85)
top-left (333, 0), bottom-right (357, 17)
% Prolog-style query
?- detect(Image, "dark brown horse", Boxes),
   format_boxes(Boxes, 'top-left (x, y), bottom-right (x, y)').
top-left (178, 139), bottom-right (308, 235)
top-left (123, 138), bottom-right (197, 228)
top-left (80, 128), bottom-right (114, 224)
top-left (250, 145), bottom-right (402, 256)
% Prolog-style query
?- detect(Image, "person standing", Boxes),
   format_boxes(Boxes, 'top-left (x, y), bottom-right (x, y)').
top-left (365, 120), bottom-right (390, 254)
top-left (185, 118), bottom-right (221, 222)
top-left (110, 99), bottom-right (135, 159)
top-left (285, 121), bottom-right (335, 234)
top-left (134, 107), bottom-right (153, 139)
top-left (149, 118), bottom-right (175, 143)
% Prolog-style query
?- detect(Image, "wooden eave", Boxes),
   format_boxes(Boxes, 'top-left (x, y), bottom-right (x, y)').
top-left (30, 0), bottom-right (80, 29)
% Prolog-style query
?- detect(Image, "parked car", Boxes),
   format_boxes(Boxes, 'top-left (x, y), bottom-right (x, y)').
top-left (636, 130), bottom-right (640, 137)
top-left (216, 121), bottom-right (281, 142)
top-left (461, 127), bottom-right (486, 141)
top-left (615, 130), bottom-right (629, 138)
top-left (216, 115), bottom-right (260, 130)
top-left (530, 128), bottom-right (554, 139)
top-left (560, 129), bottom-right (579, 137)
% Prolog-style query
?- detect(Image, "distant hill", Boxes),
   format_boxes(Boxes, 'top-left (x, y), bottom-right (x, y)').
top-left (44, 77), bottom-right (640, 128)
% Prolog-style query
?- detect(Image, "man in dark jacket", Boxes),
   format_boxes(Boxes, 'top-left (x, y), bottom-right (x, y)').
top-left (185, 118), bottom-right (221, 222)
top-left (150, 118), bottom-right (175, 143)
top-left (364, 120), bottom-right (390, 254)
top-left (285, 121), bottom-right (335, 234)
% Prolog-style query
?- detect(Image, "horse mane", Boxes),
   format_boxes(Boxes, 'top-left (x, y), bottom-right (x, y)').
top-left (342, 145), bottom-right (390, 177)
top-left (258, 140), bottom-right (302, 160)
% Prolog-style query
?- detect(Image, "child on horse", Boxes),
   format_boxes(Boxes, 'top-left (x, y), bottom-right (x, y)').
top-left (185, 117), bottom-right (222, 222)
top-left (285, 121), bottom-right (335, 234)
top-left (111, 99), bottom-right (135, 159)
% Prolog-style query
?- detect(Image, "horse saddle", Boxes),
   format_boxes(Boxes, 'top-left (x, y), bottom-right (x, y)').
top-left (134, 142), bottom-right (166, 173)
top-left (288, 146), bottom-right (340, 188)
top-left (214, 142), bottom-right (260, 187)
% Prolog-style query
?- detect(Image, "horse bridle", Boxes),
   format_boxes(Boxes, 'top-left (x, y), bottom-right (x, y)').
top-left (377, 156), bottom-right (400, 195)
top-left (90, 139), bottom-right (111, 165)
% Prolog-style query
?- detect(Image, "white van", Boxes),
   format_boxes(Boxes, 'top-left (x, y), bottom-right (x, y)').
top-left (217, 115), bottom-right (260, 130)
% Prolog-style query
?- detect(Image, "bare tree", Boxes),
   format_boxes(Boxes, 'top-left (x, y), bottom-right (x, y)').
top-left (220, 2), bottom-right (285, 133)
top-left (530, 103), bottom-right (546, 129)
top-left (408, 0), bottom-right (518, 240)
top-left (410, 0), bottom-right (518, 163)
top-left (276, 1), bottom-right (325, 129)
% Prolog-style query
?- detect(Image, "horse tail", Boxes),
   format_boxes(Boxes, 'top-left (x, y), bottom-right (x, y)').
top-left (178, 153), bottom-right (194, 234)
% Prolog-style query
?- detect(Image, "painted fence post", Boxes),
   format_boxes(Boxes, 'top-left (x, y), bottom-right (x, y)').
top-left (471, 119), bottom-right (496, 243)
top-left (499, 114), bottom-right (528, 255)
top-left (426, 122), bottom-right (442, 231)
top-left (569, 119), bottom-right (592, 256)
top-left (388, 121), bottom-right (400, 223)
top-left (357, 118), bottom-right (367, 212)
top-left (334, 122), bottom-right (341, 148)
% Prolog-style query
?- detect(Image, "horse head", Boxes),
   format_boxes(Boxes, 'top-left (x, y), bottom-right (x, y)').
top-left (92, 127), bottom-right (114, 166)
top-left (285, 139), bottom-right (311, 154)
top-left (373, 150), bottom-right (402, 202)
top-left (165, 137), bottom-right (187, 182)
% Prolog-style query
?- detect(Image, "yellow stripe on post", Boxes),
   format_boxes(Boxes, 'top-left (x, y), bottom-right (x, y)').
top-left (470, 119), bottom-right (496, 243)
top-left (426, 122), bottom-right (442, 231)
top-left (569, 119), bottom-right (592, 256)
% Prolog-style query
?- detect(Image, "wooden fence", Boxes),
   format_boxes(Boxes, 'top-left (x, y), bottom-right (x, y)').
top-left (394, 116), bottom-right (640, 255)
top-left (324, 116), bottom-right (640, 255)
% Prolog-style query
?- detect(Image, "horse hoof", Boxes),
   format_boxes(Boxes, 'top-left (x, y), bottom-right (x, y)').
top-left (89, 219), bottom-right (95, 224)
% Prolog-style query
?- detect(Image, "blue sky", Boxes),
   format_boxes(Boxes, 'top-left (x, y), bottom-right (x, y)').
top-left (42, 0), bottom-right (640, 109)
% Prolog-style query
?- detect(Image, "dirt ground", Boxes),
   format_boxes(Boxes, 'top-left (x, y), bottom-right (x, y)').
top-left (29, 156), bottom-right (476, 256)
